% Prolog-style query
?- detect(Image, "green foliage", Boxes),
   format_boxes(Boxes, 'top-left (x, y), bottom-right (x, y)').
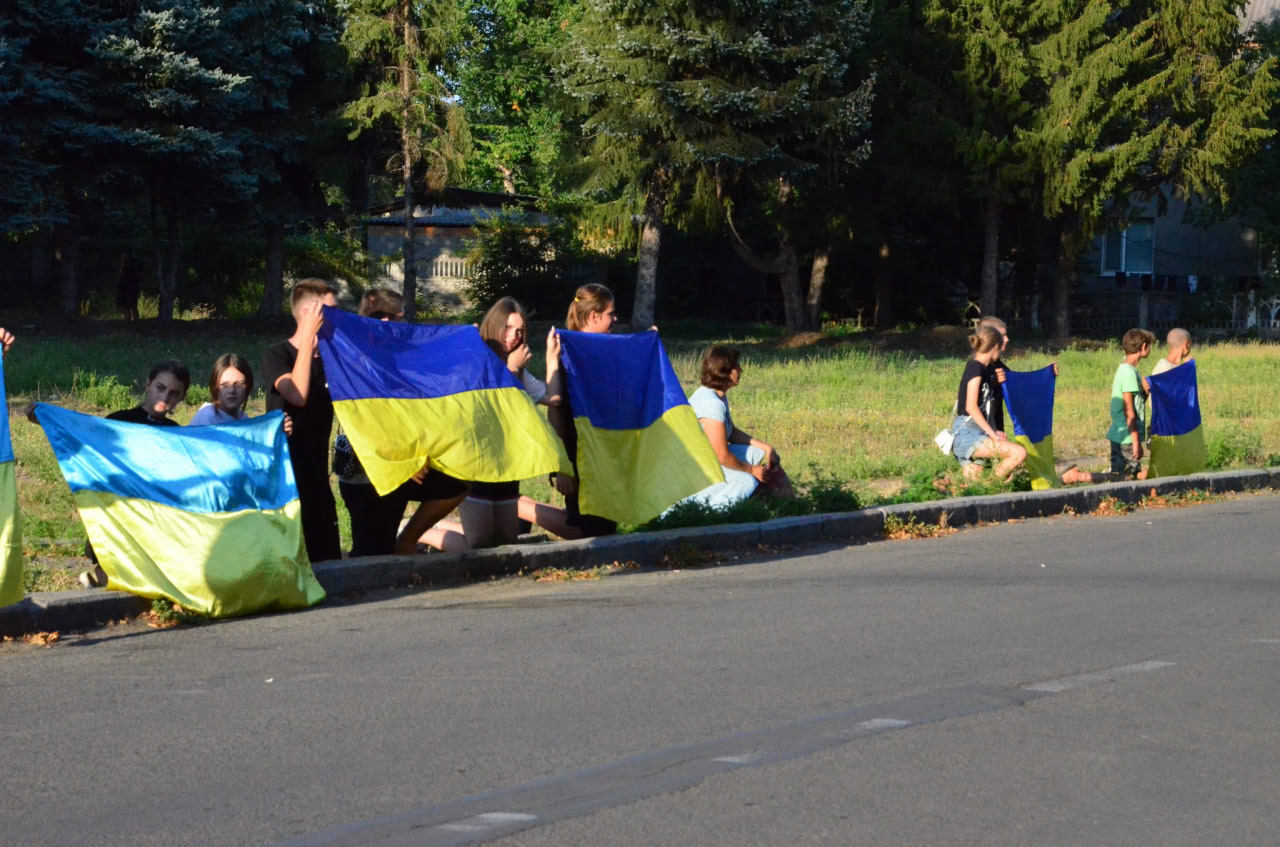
top-left (68, 370), bottom-right (135, 412)
top-left (1205, 425), bottom-right (1265, 470)
top-left (639, 467), bottom-right (862, 531)
top-left (463, 205), bottom-right (587, 318)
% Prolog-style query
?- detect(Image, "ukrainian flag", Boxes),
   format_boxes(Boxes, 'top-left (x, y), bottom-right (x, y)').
top-left (317, 307), bottom-right (572, 495)
top-left (557, 331), bottom-right (724, 525)
top-left (0, 351), bottom-right (23, 608)
top-left (34, 405), bottom-right (325, 618)
top-left (1001, 365), bottom-right (1060, 490)
top-left (1147, 360), bottom-right (1207, 478)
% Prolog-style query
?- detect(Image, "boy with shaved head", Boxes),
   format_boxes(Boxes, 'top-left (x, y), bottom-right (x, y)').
top-left (1151, 328), bottom-right (1192, 377)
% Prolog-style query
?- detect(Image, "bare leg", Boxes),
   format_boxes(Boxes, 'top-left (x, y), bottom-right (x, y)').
top-left (456, 500), bottom-right (520, 548)
top-left (395, 493), bottom-right (467, 554)
top-left (517, 495), bottom-right (583, 540)
top-left (970, 438), bottom-right (1027, 481)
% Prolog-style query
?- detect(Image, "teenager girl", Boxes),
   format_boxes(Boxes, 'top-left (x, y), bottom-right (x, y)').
top-left (189, 354), bottom-right (253, 425)
top-left (951, 326), bottom-right (1026, 480)
top-left (533, 283), bottom-right (619, 539)
top-left (437, 297), bottom-right (563, 548)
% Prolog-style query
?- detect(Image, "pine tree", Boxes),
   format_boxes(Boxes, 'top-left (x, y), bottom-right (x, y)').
top-left (1021, 0), bottom-right (1276, 337)
top-left (343, 0), bottom-right (470, 320)
top-left (559, 0), bottom-right (874, 332)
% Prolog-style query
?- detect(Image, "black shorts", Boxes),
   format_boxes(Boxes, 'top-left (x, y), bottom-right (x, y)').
top-left (1109, 440), bottom-right (1142, 478)
top-left (564, 487), bottom-right (617, 537)
top-left (467, 480), bottom-right (521, 502)
top-left (394, 470), bottom-right (469, 503)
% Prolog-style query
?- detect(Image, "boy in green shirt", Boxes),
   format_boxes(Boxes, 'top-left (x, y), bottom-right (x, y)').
top-left (1107, 328), bottom-right (1154, 478)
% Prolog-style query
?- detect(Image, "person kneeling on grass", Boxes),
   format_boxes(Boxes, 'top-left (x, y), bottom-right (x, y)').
top-left (950, 326), bottom-right (1026, 480)
top-left (679, 345), bottom-right (794, 509)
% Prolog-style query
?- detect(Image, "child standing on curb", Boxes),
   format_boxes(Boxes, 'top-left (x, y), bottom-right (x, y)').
top-left (261, 279), bottom-right (341, 563)
top-left (1106, 328), bottom-right (1154, 479)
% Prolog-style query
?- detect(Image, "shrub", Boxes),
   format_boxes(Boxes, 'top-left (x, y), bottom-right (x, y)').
top-left (70, 370), bottom-right (135, 411)
top-left (1205, 425), bottom-right (1264, 470)
top-left (464, 206), bottom-right (591, 320)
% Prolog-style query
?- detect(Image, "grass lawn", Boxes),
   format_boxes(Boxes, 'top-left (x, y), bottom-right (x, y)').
top-left (5, 318), bottom-right (1278, 590)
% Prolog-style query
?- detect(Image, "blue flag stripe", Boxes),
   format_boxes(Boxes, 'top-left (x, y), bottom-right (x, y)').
top-left (1148, 360), bottom-right (1201, 437)
top-left (1002, 366), bottom-right (1055, 445)
top-left (557, 331), bottom-right (688, 431)
top-left (318, 307), bottom-right (521, 401)
top-left (0, 351), bottom-right (12, 464)
top-left (35, 405), bottom-right (297, 514)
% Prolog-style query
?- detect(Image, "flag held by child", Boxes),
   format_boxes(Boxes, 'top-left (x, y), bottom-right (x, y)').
top-left (0, 351), bottom-right (23, 608)
top-left (317, 307), bottom-right (572, 495)
top-left (1147, 360), bottom-right (1207, 478)
top-left (557, 331), bottom-right (724, 525)
top-left (1001, 366), bottom-right (1060, 490)
top-left (34, 405), bottom-right (325, 618)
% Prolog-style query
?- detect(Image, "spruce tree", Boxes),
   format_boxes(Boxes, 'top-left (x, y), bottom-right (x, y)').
top-left (343, 0), bottom-right (470, 320)
top-left (559, 0), bottom-right (874, 332)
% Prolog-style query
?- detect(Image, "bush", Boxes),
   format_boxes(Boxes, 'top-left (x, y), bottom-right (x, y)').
top-left (69, 370), bottom-right (135, 411)
top-left (1205, 425), bottom-right (1264, 470)
top-left (464, 206), bottom-right (591, 320)
top-left (638, 467), bottom-right (862, 532)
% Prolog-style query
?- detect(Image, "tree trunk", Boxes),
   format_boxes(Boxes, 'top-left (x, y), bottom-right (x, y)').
top-left (53, 191), bottom-right (81, 317)
top-left (497, 163), bottom-right (516, 195)
top-left (261, 218), bottom-right (286, 318)
top-left (157, 196), bottom-right (181, 322)
top-left (874, 241), bottom-right (893, 330)
top-left (1054, 221), bottom-right (1077, 339)
top-left (980, 176), bottom-right (1000, 317)
top-left (400, 0), bottom-right (417, 321)
top-left (806, 245), bottom-right (830, 330)
top-left (632, 171), bottom-right (667, 329)
top-left (773, 178), bottom-right (809, 334)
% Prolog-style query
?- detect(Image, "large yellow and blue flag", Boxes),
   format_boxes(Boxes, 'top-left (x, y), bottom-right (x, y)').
top-left (1147, 360), bottom-right (1207, 478)
top-left (1001, 365), bottom-right (1060, 490)
top-left (34, 405), bottom-right (325, 618)
top-left (557, 331), bottom-right (724, 525)
top-left (317, 307), bottom-right (572, 495)
top-left (0, 351), bottom-right (23, 608)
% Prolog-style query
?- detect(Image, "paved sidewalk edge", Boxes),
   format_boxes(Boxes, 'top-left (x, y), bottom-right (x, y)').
top-left (4, 468), bottom-right (1276, 638)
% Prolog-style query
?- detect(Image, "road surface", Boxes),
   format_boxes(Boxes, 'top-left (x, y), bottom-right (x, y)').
top-left (2, 494), bottom-right (1278, 846)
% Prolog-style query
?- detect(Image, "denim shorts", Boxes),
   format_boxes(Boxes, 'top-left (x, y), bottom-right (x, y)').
top-left (951, 415), bottom-right (991, 464)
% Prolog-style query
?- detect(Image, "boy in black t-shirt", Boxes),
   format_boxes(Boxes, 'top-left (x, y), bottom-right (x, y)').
top-left (261, 279), bottom-right (341, 563)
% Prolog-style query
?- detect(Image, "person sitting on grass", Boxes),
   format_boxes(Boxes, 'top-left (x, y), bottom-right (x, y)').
top-left (28, 359), bottom-right (191, 587)
top-left (680, 345), bottom-right (793, 509)
top-left (950, 326), bottom-right (1026, 480)
top-left (428, 296), bottom-right (563, 549)
top-left (1107, 328), bottom-right (1154, 480)
top-left (189, 354), bottom-right (254, 425)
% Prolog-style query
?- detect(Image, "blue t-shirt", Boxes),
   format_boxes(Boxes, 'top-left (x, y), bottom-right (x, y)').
top-left (689, 385), bottom-right (734, 439)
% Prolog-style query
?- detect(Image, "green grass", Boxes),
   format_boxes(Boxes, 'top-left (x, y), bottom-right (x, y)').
top-left (5, 321), bottom-right (1279, 576)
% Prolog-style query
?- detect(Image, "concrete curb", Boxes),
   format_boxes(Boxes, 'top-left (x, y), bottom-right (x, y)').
top-left (3, 469), bottom-right (1275, 638)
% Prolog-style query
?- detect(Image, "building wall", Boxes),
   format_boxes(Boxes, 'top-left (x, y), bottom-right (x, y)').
top-left (367, 224), bottom-right (476, 310)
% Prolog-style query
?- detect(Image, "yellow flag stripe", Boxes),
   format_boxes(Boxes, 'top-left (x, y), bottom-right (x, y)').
top-left (76, 491), bottom-right (324, 618)
top-left (576, 405), bottom-right (725, 525)
top-left (0, 462), bottom-right (22, 607)
top-left (333, 388), bottom-right (573, 496)
top-left (1014, 433), bottom-right (1061, 491)
top-left (1148, 427), bottom-right (1208, 479)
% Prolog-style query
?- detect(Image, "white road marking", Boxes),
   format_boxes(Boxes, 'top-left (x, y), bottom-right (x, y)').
top-left (712, 753), bottom-right (766, 765)
top-left (1250, 638), bottom-right (1280, 644)
top-left (1024, 660), bottom-right (1174, 693)
top-left (855, 718), bottom-right (912, 731)
top-left (438, 812), bottom-right (537, 832)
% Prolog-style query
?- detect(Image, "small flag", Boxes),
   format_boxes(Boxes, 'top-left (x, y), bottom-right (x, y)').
top-left (317, 307), bottom-right (572, 495)
top-left (34, 405), bottom-right (324, 618)
top-left (1147, 360), bottom-right (1207, 478)
top-left (557, 331), bottom-right (724, 524)
top-left (0, 351), bottom-right (22, 607)
top-left (1002, 366), bottom-right (1060, 490)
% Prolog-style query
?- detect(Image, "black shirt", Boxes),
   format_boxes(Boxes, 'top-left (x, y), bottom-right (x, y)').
top-left (106, 406), bottom-right (180, 427)
top-left (956, 358), bottom-right (1002, 430)
top-left (261, 340), bottom-right (333, 478)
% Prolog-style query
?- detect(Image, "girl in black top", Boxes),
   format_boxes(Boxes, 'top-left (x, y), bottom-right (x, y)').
top-left (950, 326), bottom-right (1026, 480)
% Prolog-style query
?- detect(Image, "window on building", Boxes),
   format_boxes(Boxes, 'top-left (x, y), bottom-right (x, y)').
top-left (1099, 219), bottom-right (1155, 274)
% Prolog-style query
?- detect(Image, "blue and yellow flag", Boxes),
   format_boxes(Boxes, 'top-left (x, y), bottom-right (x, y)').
top-left (1001, 366), bottom-right (1060, 490)
top-left (317, 307), bottom-right (572, 495)
top-left (1147, 360), bottom-right (1207, 478)
top-left (0, 351), bottom-right (23, 608)
top-left (34, 405), bottom-right (324, 618)
top-left (557, 331), bottom-right (724, 525)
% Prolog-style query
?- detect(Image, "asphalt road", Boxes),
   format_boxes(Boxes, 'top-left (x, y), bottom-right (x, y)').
top-left (2, 494), bottom-right (1279, 846)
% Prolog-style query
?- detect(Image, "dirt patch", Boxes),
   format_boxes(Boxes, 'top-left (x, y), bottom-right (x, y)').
top-left (776, 331), bottom-right (832, 349)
